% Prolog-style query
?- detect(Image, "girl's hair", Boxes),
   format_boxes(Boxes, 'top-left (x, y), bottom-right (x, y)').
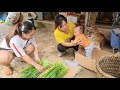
top-left (54, 14), bottom-right (67, 29)
top-left (75, 23), bottom-right (84, 33)
top-left (5, 20), bottom-right (36, 47)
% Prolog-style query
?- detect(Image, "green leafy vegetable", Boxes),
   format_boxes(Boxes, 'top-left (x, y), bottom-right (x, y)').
top-left (20, 58), bottom-right (52, 78)
top-left (42, 62), bottom-right (68, 78)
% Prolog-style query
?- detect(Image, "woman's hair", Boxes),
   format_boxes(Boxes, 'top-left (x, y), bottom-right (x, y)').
top-left (54, 14), bottom-right (67, 29)
top-left (5, 20), bottom-right (36, 47)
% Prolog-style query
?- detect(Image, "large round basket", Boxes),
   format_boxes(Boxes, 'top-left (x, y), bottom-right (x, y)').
top-left (96, 54), bottom-right (120, 78)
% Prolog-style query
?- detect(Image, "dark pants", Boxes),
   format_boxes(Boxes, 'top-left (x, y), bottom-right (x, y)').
top-left (57, 36), bottom-right (79, 52)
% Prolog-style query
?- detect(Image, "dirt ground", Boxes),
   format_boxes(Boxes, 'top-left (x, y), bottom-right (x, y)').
top-left (0, 21), bottom-right (114, 78)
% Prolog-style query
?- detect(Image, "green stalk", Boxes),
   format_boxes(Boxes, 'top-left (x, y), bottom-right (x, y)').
top-left (20, 58), bottom-right (52, 78)
top-left (42, 62), bottom-right (67, 78)
top-left (42, 66), bottom-right (57, 78)
top-left (56, 67), bottom-right (68, 78)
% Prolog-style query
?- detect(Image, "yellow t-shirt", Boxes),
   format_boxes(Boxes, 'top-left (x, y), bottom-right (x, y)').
top-left (54, 22), bottom-right (75, 44)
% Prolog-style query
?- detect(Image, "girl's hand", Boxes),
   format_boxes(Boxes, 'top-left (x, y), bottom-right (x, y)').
top-left (34, 57), bottom-right (40, 63)
top-left (34, 64), bottom-right (44, 72)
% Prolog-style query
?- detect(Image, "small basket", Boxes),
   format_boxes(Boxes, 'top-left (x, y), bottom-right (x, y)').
top-left (96, 53), bottom-right (120, 78)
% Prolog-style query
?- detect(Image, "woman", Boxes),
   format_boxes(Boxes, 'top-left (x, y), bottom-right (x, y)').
top-left (0, 20), bottom-right (44, 75)
top-left (54, 14), bottom-right (80, 57)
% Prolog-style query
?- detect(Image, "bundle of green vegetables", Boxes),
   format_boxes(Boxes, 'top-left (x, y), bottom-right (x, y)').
top-left (39, 58), bottom-right (52, 69)
top-left (42, 62), bottom-right (68, 78)
top-left (20, 58), bottom-right (52, 78)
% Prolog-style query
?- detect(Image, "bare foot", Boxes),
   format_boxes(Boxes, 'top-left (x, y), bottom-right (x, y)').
top-left (57, 53), bottom-right (61, 57)
top-left (3, 67), bottom-right (13, 75)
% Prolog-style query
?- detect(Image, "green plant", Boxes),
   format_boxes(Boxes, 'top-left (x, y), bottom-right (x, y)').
top-left (20, 58), bottom-right (52, 78)
top-left (42, 62), bottom-right (68, 78)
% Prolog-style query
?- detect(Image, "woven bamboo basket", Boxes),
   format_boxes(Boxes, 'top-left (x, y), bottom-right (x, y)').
top-left (96, 53), bottom-right (120, 78)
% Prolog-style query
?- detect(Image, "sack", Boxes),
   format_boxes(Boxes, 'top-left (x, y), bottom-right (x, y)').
top-left (110, 30), bottom-right (120, 49)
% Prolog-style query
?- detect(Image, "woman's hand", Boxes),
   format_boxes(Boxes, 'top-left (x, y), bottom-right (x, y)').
top-left (34, 64), bottom-right (44, 72)
top-left (34, 56), bottom-right (40, 63)
top-left (77, 40), bottom-right (85, 46)
top-left (22, 54), bottom-right (44, 72)
top-left (71, 40), bottom-right (74, 43)
top-left (71, 40), bottom-right (78, 44)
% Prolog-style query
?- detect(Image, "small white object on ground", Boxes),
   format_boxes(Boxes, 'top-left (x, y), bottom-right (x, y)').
top-left (64, 59), bottom-right (83, 70)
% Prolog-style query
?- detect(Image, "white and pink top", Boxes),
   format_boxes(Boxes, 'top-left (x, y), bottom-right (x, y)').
top-left (0, 35), bottom-right (38, 57)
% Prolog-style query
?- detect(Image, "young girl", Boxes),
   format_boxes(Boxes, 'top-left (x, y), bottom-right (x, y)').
top-left (0, 20), bottom-right (44, 75)
top-left (71, 24), bottom-right (94, 59)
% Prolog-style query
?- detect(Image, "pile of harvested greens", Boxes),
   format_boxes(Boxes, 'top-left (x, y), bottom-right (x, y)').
top-left (20, 58), bottom-right (52, 78)
top-left (42, 62), bottom-right (68, 78)
top-left (20, 58), bottom-right (68, 78)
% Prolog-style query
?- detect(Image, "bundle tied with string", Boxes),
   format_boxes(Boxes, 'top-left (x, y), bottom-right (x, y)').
top-left (96, 52), bottom-right (120, 78)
